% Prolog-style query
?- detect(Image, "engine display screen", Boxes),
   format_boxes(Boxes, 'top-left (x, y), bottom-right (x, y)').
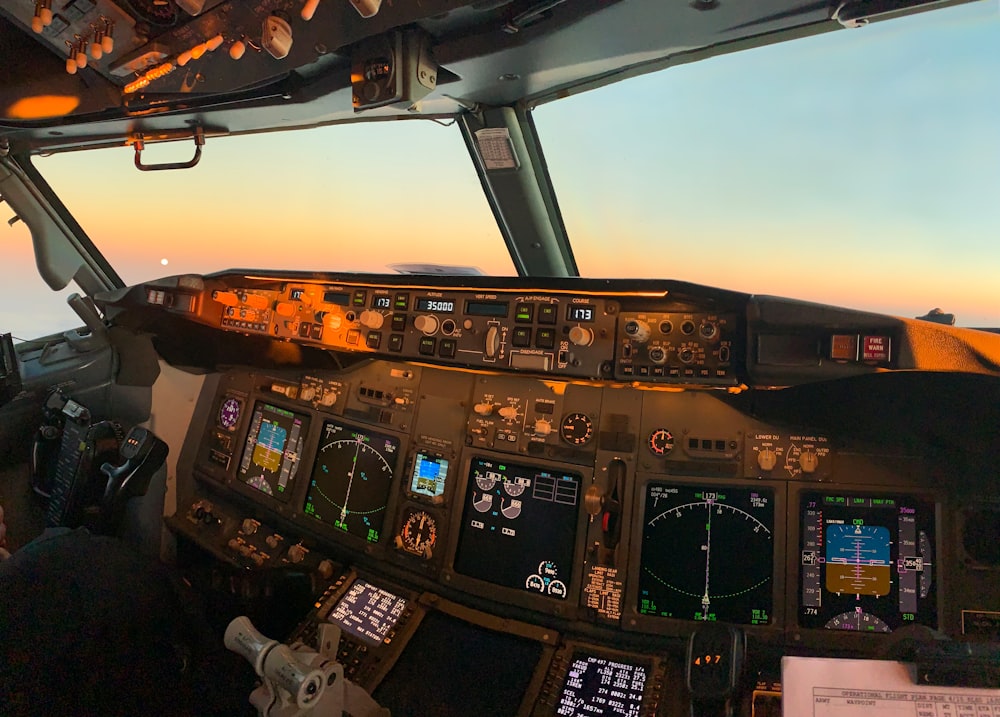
top-left (799, 492), bottom-right (937, 633)
top-left (454, 457), bottom-right (580, 600)
top-left (637, 483), bottom-right (774, 625)
top-left (409, 452), bottom-right (449, 500)
top-left (328, 579), bottom-right (408, 647)
top-left (303, 421), bottom-right (400, 543)
top-left (237, 402), bottom-right (307, 503)
top-left (557, 653), bottom-right (648, 717)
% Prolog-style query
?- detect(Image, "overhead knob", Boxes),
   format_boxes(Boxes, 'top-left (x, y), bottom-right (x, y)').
top-left (568, 326), bottom-right (593, 347)
top-left (414, 315), bottom-right (438, 335)
top-left (359, 310), bottom-right (385, 329)
top-left (757, 448), bottom-right (777, 472)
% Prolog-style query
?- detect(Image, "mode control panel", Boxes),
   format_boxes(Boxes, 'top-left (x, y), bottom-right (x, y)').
top-left (159, 276), bottom-right (751, 386)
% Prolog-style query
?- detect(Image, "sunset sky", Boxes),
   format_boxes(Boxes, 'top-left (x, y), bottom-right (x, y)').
top-left (5, 0), bottom-right (998, 340)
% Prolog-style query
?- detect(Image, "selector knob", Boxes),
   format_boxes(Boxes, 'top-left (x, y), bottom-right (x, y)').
top-left (533, 419), bottom-right (552, 437)
top-left (241, 518), bottom-right (259, 535)
top-left (473, 402), bottom-right (494, 416)
top-left (319, 312), bottom-right (342, 330)
top-left (568, 326), bottom-right (594, 347)
top-left (800, 450), bottom-right (819, 474)
top-left (275, 302), bottom-right (296, 317)
top-left (624, 319), bottom-right (651, 343)
top-left (359, 310), bottom-right (385, 329)
top-left (265, 534), bottom-right (280, 549)
top-left (317, 559), bottom-right (336, 580)
top-left (757, 448), bottom-right (778, 472)
top-left (498, 405), bottom-right (519, 420)
top-left (414, 315), bottom-right (439, 335)
top-left (287, 544), bottom-right (308, 564)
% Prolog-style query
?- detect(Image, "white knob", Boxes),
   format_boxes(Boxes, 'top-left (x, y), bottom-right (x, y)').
top-left (321, 313), bottom-right (342, 330)
top-left (359, 310), bottom-right (384, 329)
top-left (473, 402), bottom-right (494, 416)
top-left (498, 406), bottom-right (518, 420)
top-left (414, 315), bottom-right (438, 335)
top-left (568, 326), bottom-right (593, 346)
top-left (757, 448), bottom-right (777, 471)
top-left (485, 325), bottom-right (501, 357)
top-left (533, 419), bottom-right (552, 437)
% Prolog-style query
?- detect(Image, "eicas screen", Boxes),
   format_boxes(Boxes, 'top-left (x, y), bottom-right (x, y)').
top-left (237, 402), bottom-right (307, 503)
top-left (453, 457), bottom-right (581, 600)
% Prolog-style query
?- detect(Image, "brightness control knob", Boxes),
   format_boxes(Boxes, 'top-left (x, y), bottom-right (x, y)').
top-left (359, 310), bottom-right (385, 329)
top-left (624, 319), bottom-right (651, 343)
top-left (414, 315), bottom-right (439, 335)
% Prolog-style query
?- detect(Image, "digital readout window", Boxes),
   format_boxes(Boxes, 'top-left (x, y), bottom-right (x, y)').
top-left (328, 580), bottom-right (408, 646)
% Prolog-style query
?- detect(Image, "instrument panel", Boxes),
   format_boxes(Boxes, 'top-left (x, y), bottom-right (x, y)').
top-left (181, 355), bottom-right (956, 651)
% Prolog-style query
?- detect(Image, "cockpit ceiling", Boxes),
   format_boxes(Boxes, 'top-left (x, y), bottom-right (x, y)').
top-left (0, 0), bottom-right (960, 148)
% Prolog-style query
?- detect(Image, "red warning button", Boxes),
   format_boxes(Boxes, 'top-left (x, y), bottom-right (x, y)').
top-left (862, 335), bottom-right (891, 362)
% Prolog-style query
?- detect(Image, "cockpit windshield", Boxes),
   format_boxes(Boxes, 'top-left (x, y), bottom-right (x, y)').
top-left (533, 0), bottom-right (1000, 326)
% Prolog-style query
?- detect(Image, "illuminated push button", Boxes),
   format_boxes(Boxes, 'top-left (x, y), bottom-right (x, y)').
top-left (365, 332), bottom-right (381, 349)
top-left (439, 339), bottom-right (457, 358)
top-left (862, 335), bottom-right (891, 362)
top-left (512, 327), bottom-right (531, 347)
top-left (538, 305), bottom-right (557, 325)
top-left (535, 329), bottom-right (556, 349)
top-left (414, 315), bottom-right (438, 335)
top-left (418, 336), bottom-right (436, 355)
top-left (830, 334), bottom-right (859, 361)
top-left (359, 310), bottom-right (384, 329)
top-left (568, 326), bottom-right (593, 347)
top-left (388, 334), bottom-right (404, 352)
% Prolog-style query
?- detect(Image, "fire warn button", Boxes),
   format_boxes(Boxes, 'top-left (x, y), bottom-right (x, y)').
top-left (861, 335), bottom-right (891, 362)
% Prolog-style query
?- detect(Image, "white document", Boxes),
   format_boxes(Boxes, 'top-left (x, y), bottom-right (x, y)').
top-left (782, 656), bottom-right (1000, 716)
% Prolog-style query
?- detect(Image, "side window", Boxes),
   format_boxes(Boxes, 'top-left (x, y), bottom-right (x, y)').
top-left (1, 221), bottom-right (81, 342)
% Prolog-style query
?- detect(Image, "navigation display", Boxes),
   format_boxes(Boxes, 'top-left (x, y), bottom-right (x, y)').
top-left (637, 483), bottom-right (774, 625)
top-left (454, 457), bottom-right (580, 600)
top-left (303, 421), bottom-right (400, 543)
top-left (328, 579), bottom-right (408, 647)
top-left (237, 402), bottom-right (307, 503)
top-left (799, 492), bottom-right (936, 632)
top-left (557, 653), bottom-right (647, 717)
top-left (409, 452), bottom-right (449, 501)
